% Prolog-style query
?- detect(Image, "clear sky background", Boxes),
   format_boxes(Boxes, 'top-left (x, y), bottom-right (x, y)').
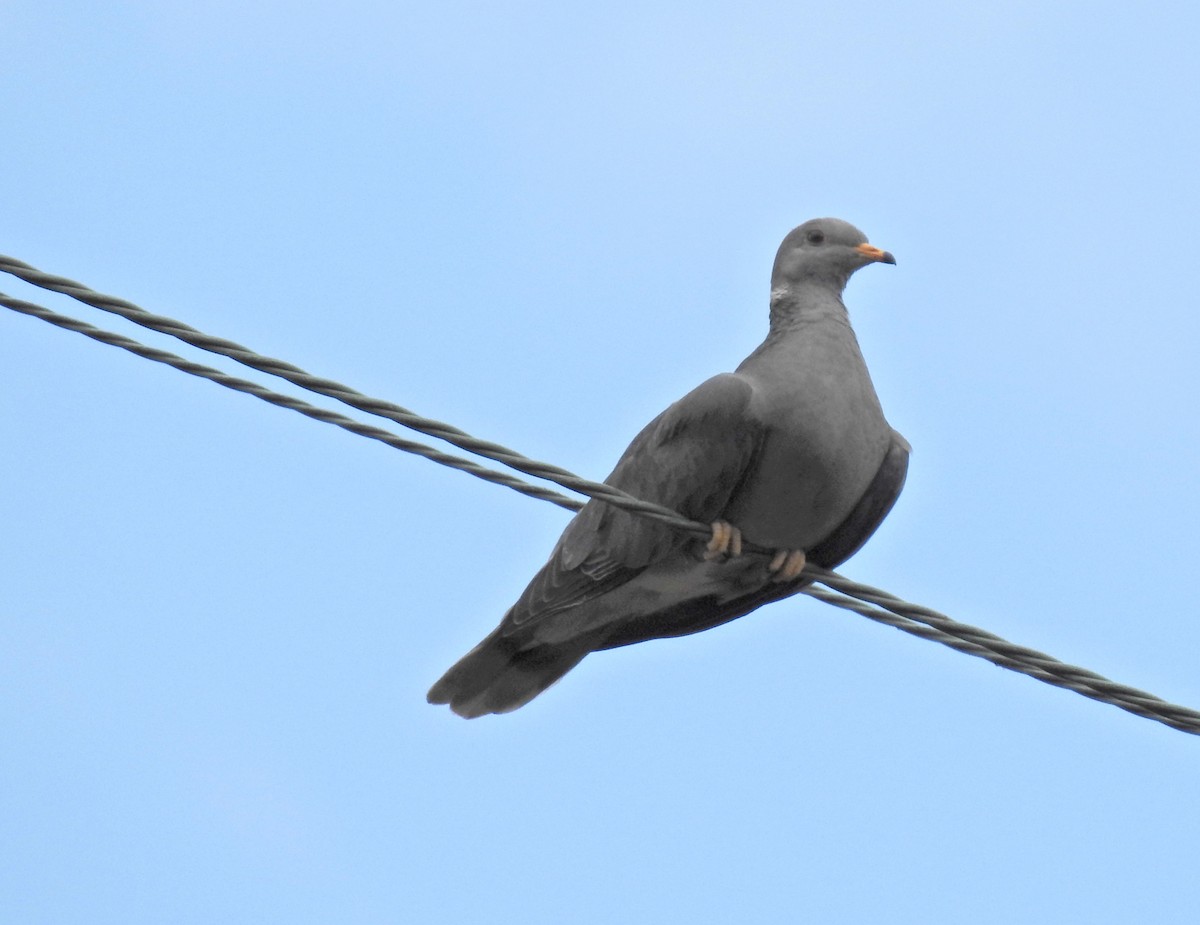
top-left (4, 2), bottom-right (1200, 922)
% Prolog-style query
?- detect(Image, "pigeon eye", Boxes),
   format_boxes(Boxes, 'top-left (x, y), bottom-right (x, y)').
top-left (806, 230), bottom-right (825, 245)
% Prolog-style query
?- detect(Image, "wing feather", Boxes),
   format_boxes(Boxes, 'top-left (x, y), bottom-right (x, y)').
top-left (507, 373), bottom-right (764, 625)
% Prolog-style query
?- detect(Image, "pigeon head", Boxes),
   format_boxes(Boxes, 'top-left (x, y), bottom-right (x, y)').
top-left (771, 218), bottom-right (895, 294)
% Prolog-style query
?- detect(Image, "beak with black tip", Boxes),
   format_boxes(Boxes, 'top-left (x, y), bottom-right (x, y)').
top-left (855, 243), bottom-right (897, 265)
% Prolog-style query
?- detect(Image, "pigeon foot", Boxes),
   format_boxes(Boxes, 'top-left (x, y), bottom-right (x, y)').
top-left (703, 521), bottom-right (743, 560)
top-left (768, 549), bottom-right (807, 582)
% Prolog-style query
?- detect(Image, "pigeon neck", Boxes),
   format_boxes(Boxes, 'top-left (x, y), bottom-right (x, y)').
top-left (767, 282), bottom-right (849, 332)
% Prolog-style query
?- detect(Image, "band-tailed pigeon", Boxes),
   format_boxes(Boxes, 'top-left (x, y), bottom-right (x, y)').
top-left (429, 218), bottom-right (908, 717)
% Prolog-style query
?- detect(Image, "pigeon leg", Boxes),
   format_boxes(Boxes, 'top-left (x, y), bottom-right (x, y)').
top-left (768, 549), bottom-right (807, 582)
top-left (703, 521), bottom-right (743, 560)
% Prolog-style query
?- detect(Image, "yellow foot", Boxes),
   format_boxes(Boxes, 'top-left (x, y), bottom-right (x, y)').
top-left (768, 549), bottom-right (807, 582)
top-left (703, 520), bottom-right (743, 560)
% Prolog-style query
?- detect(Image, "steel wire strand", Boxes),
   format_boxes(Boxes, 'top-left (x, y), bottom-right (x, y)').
top-left (802, 585), bottom-right (1200, 735)
top-left (4, 275), bottom-right (1199, 736)
top-left (808, 566), bottom-right (1190, 717)
top-left (0, 292), bottom-right (583, 510)
top-left (0, 254), bottom-right (707, 538)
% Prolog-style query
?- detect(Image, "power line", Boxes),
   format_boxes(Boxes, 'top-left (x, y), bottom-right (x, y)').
top-left (804, 572), bottom-right (1200, 734)
top-left (3, 256), bottom-right (1199, 736)
top-left (0, 291), bottom-right (581, 511)
top-left (0, 255), bottom-right (706, 539)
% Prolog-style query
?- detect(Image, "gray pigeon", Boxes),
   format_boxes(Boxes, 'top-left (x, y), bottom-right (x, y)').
top-left (428, 218), bottom-right (909, 717)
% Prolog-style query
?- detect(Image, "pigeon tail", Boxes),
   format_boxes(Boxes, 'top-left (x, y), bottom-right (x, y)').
top-left (426, 625), bottom-right (593, 719)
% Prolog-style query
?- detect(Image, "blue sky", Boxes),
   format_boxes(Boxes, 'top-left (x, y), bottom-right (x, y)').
top-left (4, 2), bottom-right (1200, 922)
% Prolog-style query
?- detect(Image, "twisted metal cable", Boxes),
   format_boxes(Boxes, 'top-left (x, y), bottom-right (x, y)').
top-left (804, 575), bottom-right (1200, 734)
top-left (0, 254), bottom-right (707, 539)
top-left (0, 291), bottom-right (581, 511)
top-left (3, 261), bottom-right (1199, 737)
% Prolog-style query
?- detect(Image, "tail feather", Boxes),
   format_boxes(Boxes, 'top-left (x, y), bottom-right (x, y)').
top-left (427, 627), bottom-right (593, 718)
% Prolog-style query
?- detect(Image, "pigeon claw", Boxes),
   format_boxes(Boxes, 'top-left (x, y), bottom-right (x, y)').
top-left (768, 549), bottom-right (807, 582)
top-left (703, 520), bottom-right (743, 560)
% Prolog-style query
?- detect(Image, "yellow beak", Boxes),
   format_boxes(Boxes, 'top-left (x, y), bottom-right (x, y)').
top-left (855, 243), bottom-right (897, 265)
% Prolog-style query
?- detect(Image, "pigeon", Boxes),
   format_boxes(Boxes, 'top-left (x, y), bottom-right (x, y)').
top-left (428, 218), bottom-right (909, 717)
